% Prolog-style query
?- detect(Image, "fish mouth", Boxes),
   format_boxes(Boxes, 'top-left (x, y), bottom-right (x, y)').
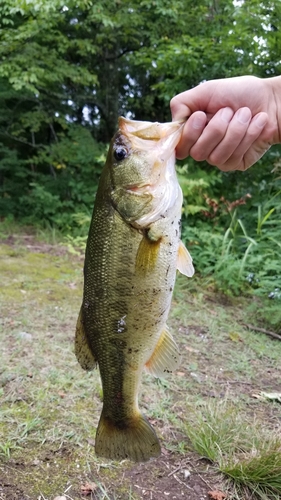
top-left (119, 118), bottom-right (184, 163)
top-left (119, 116), bottom-right (185, 140)
top-left (126, 183), bottom-right (152, 194)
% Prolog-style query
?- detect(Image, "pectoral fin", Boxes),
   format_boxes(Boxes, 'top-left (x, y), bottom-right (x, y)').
top-left (177, 240), bottom-right (195, 277)
top-left (135, 235), bottom-right (161, 275)
top-left (75, 307), bottom-right (97, 371)
top-left (145, 327), bottom-right (181, 378)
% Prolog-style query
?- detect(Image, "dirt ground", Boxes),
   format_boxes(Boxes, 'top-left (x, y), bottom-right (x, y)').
top-left (1, 234), bottom-right (280, 500)
top-left (0, 450), bottom-right (220, 500)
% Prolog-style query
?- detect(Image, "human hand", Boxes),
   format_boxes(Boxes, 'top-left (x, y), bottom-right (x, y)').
top-left (170, 75), bottom-right (281, 171)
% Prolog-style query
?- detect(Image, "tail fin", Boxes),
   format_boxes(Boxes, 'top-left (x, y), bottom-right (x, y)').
top-left (95, 411), bottom-right (161, 462)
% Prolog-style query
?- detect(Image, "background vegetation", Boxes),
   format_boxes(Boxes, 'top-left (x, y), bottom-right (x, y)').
top-left (1, 240), bottom-right (281, 499)
top-left (0, 0), bottom-right (280, 328)
top-left (1, 2), bottom-right (281, 498)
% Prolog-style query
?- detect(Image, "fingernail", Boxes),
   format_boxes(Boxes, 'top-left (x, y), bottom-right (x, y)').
top-left (237, 107), bottom-right (251, 124)
top-left (254, 113), bottom-right (268, 129)
top-left (221, 107), bottom-right (234, 123)
top-left (192, 115), bottom-right (206, 129)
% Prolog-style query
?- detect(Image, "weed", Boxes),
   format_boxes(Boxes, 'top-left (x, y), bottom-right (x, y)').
top-left (223, 446), bottom-right (281, 500)
top-left (1, 234), bottom-right (281, 499)
top-left (0, 440), bottom-right (20, 459)
top-left (184, 400), bottom-right (281, 499)
top-left (182, 191), bottom-right (281, 331)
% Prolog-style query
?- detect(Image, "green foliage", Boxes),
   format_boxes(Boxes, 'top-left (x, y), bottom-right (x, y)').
top-left (0, 0), bottom-right (280, 328)
top-left (1, 124), bottom-right (105, 230)
top-left (185, 400), bottom-right (281, 500)
top-left (177, 163), bottom-right (222, 217)
top-left (64, 212), bottom-right (91, 254)
top-left (180, 157), bottom-right (281, 329)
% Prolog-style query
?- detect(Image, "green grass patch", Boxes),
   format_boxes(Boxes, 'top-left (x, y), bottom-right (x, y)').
top-left (184, 400), bottom-right (281, 499)
top-left (1, 232), bottom-right (281, 499)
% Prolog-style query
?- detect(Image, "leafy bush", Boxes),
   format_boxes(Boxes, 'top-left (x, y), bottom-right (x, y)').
top-left (5, 126), bottom-right (106, 232)
top-left (180, 155), bottom-right (281, 329)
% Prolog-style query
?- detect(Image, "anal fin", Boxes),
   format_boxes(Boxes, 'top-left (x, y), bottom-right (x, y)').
top-left (177, 240), bottom-right (195, 277)
top-left (145, 327), bottom-right (181, 378)
top-left (75, 307), bottom-right (96, 371)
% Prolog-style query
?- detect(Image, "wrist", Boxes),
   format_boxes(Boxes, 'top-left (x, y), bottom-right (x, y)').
top-left (268, 75), bottom-right (281, 144)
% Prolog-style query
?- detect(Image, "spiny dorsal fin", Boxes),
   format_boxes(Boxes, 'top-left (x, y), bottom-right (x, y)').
top-left (75, 308), bottom-right (97, 371)
top-left (145, 327), bottom-right (181, 378)
top-left (177, 240), bottom-right (195, 277)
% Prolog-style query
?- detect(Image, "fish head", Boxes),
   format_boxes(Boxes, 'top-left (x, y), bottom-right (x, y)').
top-left (108, 117), bottom-right (184, 227)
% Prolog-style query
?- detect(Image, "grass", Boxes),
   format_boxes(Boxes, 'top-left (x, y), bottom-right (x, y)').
top-left (224, 450), bottom-right (281, 500)
top-left (184, 400), bottom-right (281, 499)
top-left (0, 229), bottom-right (281, 499)
top-left (170, 278), bottom-right (281, 499)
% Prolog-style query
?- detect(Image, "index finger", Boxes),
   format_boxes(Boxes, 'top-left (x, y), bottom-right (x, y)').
top-left (170, 82), bottom-right (218, 121)
top-left (170, 94), bottom-right (192, 121)
top-left (175, 111), bottom-right (207, 159)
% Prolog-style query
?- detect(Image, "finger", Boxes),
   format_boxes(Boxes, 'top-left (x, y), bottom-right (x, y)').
top-left (189, 107), bottom-right (235, 161)
top-left (170, 81), bottom-right (217, 121)
top-left (176, 111), bottom-right (207, 159)
top-left (207, 107), bottom-right (253, 166)
top-left (213, 112), bottom-right (268, 171)
top-left (170, 94), bottom-right (192, 121)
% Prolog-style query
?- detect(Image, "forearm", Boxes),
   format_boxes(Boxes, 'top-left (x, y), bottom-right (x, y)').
top-left (267, 75), bottom-right (281, 144)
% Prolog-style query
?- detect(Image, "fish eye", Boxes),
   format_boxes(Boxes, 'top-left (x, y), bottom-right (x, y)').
top-left (114, 146), bottom-right (128, 161)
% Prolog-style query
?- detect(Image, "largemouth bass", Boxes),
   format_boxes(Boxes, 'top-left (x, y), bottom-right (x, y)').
top-left (75, 117), bottom-right (194, 462)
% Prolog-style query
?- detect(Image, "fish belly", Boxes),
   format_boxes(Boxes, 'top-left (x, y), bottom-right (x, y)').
top-left (77, 200), bottom-right (180, 461)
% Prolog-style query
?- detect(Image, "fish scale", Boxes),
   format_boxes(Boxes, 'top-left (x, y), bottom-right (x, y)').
top-left (75, 117), bottom-right (194, 462)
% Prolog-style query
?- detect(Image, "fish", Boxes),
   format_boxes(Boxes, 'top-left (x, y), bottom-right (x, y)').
top-left (75, 117), bottom-right (194, 463)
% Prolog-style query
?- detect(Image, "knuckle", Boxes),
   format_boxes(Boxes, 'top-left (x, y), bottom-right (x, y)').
top-left (176, 149), bottom-right (189, 160)
top-left (170, 95), bottom-right (182, 112)
top-left (208, 152), bottom-right (222, 166)
top-left (169, 96), bottom-right (177, 109)
top-left (208, 122), bottom-right (226, 137)
top-left (190, 146), bottom-right (206, 161)
top-left (247, 126), bottom-right (261, 141)
top-left (216, 164), bottom-right (231, 172)
top-left (222, 155), bottom-right (243, 171)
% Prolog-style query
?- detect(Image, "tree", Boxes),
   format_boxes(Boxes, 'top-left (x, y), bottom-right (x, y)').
top-left (0, 0), bottom-right (280, 226)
